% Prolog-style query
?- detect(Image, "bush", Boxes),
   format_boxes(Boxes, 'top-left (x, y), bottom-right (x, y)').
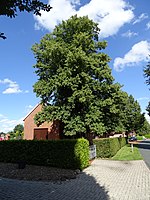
top-left (145, 134), bottom-right (150, 138)
top-left (93, 138), bottom-right (111, 158)
top-left (118, 137), bottom-right (126, 148)
top-left (0, 138), bottom-right (89, 170)
top-left (109, 138), bottom-right (120, 156)
top-left (93, 137), bottom-right (126, 158)
top-left (136, 135), bottom-right (143, 140)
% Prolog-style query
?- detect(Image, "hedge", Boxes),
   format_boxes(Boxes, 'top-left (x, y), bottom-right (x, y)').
top-left (93, 137), bottom-right (126, 158)
top-left (0, 138), bottom-right (89, 170)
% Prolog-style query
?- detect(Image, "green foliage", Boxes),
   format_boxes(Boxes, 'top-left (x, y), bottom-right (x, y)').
top-left (136, 135), bottom-right (143, 140)
top-left (120, 94), bottom-right (145, 132)
top-left (144, 59), bottom-right (150, 86)
top-left (136, 120), bottom-right (150, 135)
top-left (0, 32), bottom-right (6, 39)
top-left (118, 137), bottom-right (127, 148)
top-left (93, 137), bottom-right (126, 158)
top-left (14, 124), bottom-right (24, 133)
top-left (111, 92), bottom-right (145, 134)
top-left (74, 138), bottom-right (90, 170)
top-left (144, 58), bottom-right (150, 116)
top-left (15, 130), bottom-right (24, 140)
top-left (0, 138), bottom-right (89, 170)
top-left (145, 134), bottom-right (150, 138)
top-left (146, 102), bottom-right (150, 116)
top-left (32, 15), bottom-right (145, 136)
top-left (0, 0), bottom-right (52, 18)
top-left (93, 138), bottom-right (111, 158)
top-left (7, 124), bottom-right (24, 140)
top-left (13, 124), bottom-right (24, 140)
top-left (32, 15), bottom-right (128, 136)
top-left (109, 138), bottom-right (120, 156)
top-left (0, 0), bottom-right (52, 39)
top-left (7, 131), bottom-right (15, 140)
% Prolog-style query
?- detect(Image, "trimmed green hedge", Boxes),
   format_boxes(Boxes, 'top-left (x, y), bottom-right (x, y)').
top-left (93, 137), bottom-right (126, 158)
top-left (93, 138), bottom-right (111, 158)
top-left (0, 138), bottom-right (89, 170)
top-left (118, 137), bottom-right (127, 148)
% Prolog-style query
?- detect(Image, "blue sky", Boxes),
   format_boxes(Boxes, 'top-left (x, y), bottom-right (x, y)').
top-left (0, 0), bottom-right (150, 132)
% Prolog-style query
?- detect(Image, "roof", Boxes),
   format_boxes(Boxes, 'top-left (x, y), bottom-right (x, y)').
top-left (23, 103), bottom-right (41, 121)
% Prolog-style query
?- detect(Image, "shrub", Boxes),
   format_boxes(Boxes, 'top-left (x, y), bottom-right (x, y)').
top-left (145, 134), bottom-right (150, 139)
top-left (136, 135), bottom-right (143, 140)
top-left (109, 138), bottom-right (120, 156)
top-left (0, 138), bottom-right (89, 170)
top-left (93, 137), bottom-right (126, 158)
top-left (93, 138), bottom-right (111, 158)
top-left (118, 137), bottom-right (126, 148)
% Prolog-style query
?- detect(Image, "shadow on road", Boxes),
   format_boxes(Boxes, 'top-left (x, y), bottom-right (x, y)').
top-left (0, 171), bottom-right (110, 200)
top-left (138, 140), bottom-right (150, 169)
top-left (138, 140), bottom-right (150, 150)
top-left (139, 140), bottom-right (150, 144)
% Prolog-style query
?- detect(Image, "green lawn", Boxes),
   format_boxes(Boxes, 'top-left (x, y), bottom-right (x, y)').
top-left (111, 144), bottom-right (143, 161)
top-left (136, 135), bottom-right (143, 140)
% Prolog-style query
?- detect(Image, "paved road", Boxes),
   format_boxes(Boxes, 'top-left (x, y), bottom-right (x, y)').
top-left (138, 139), bottom-right (150, 169)
top-left (0, 159), bottom-right (150, 200)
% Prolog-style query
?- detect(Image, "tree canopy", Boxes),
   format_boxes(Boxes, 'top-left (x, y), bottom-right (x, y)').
top-left (0, 0), bottom-right (52, 39)
top-left (123, 95), bottom-right (145, 132)
top-left (13, 124), bottom-right (24, 133)
top-left (32, 15), bottom-right (145, 137)
top-left (12, 124), bottom-right (24, 139)
top-left (137, 119), bottom-right (150, 135)
top-left (144, 58), bottom-right (150, 116)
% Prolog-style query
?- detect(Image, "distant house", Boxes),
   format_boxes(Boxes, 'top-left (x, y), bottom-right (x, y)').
top-left (23, 104), bottom-right (60, 140)
top-left (0, 133), bottom-right (10, 141)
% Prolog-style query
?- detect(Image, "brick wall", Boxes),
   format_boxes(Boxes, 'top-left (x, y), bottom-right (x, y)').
top-left (24, 104), bottom-right (60, 140)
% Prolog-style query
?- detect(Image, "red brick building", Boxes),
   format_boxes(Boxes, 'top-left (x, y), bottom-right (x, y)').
top-left (23, 104), bottom-right (60, 140)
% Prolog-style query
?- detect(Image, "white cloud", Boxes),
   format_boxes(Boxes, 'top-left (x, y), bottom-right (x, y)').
top-left (133, 13), bottom-right (148, 25)
top-left (0, 114), bottom-right (23, 133)
top-left (114, 40), bottom-right (150, 71)
top-left (0, 78), bottom-right (27, 94)
top-left (146, 21), bottom-right (150, 30)
top-left (34, 0), bottom-right (134, 38)
top-left (121, 30), bottom-right (138, 38)
top-left (3, 88), bottom-right (21, 94)
top-left (34, 0), bottom-right (76, 31)
top-left (24, 90), bottom-right (29, 93)
top-left (137, 97), bottom-right (150, 101)
top-left (0, 104), bottom-right (37, 133)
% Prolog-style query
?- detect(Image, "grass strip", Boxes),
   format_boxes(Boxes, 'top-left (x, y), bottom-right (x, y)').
top-left (111, 144), bottom-right (143, 161)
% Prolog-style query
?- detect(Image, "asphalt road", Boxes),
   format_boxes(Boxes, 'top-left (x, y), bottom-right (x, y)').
top-left (138, 139), bottom-right (150, 169)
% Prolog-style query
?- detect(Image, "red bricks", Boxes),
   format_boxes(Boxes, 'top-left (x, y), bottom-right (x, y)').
top-left (23, 104), bottom-right (60, 140)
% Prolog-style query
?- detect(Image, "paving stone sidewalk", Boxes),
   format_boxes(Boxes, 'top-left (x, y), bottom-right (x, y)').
top-left (0, 159), bottom-right (150, 200)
